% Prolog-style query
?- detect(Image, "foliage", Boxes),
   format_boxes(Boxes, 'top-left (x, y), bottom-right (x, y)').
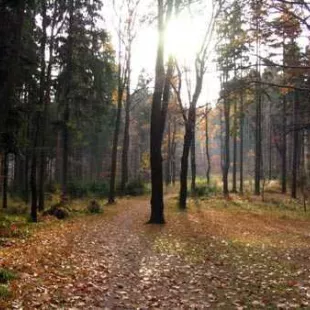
top-left (67, 182), bottom-right (89, 198)
top-left (0, 285), bottom-right (10, 299)
top-left (43, 203), bottom-right (70, 220)
top-left (88, 182), bottom-right (109, 198)
top-left (192, 183), bottom-right (220, 197)
top-left (66, 181), bottom-right (109, 198)
top-left (123, 179), bottom-right (147, 196)
top-left (0, 269), bottom-right (16, 284)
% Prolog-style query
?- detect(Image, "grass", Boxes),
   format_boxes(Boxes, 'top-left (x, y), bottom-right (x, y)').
top-left (0, 268), bottom-right (16, 284)
top-left (0, 285), bottom-right (11, 299)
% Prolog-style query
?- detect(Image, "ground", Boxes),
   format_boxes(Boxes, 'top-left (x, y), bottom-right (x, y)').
top-left (1, 194), bottom-right (310, 309)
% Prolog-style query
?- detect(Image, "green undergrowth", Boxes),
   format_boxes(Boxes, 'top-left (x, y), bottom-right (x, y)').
top-left (0, 268), bottom-right (17, 304)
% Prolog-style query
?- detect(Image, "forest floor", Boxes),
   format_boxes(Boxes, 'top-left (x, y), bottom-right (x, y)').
top-left (1, 193), bottom-right (310, 309)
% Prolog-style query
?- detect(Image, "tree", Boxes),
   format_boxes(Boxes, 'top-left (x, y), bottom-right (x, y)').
top-left (148, 0), bottom-right (174, 223)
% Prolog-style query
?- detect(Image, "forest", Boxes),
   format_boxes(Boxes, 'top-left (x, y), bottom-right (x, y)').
top-left (1, 0), bottom-right (310, 308)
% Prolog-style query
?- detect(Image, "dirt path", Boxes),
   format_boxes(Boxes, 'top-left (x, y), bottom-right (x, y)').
top-left (2, 197), bottom-right (310, 309)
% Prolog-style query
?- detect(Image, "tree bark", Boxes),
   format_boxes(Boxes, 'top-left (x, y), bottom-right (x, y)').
top-left (223, 97), bottom-right (230, 196)
top-left (37, 0), bottom-right (48, 212)
top-left (2, 152), bottom-right (8, 209)
top-left (232, 99), bottom-right (237, 192)
top-left (61, 0), bottom-right (74, 201)
top-left (239, 89), bottom-right (244, 194)
top-left (165, 115), bottom-right (172, 186)
top-left (121, 34), bottom-right (132, 193)
top-left (108, 71), bottom-right (123, 203)
top-left (205, 106), bottom-right (211, 185)
top-left (190, 118), bottom-right (196, 192)
top-left (291, 90), bottom-right (299, 199)
top-left (148, 0), bottom-right (173, 223)
top-left (254, 83), bottom-right (262, 195)
top-left (179, 122), bottom-right (193, 209)
top-left (171, 117), bottom-right (177, 186)
top-left (281, 95), bottom-right (287, 193)
top-left (121, 85), bottom-right (130, 193)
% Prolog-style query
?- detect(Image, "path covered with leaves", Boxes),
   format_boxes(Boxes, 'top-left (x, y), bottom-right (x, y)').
top-left (1, 196), bottom-right (310, 309)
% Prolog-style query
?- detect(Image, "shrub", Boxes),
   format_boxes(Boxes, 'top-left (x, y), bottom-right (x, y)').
top-left (192, 183), bottom-right (219, 197)
top-left (87, 200), bottom-right (102, 213)
top-left (124, 179), bottom-right (146, 196)
top-left (88, 182), bottom-right (109, 198)
top-left (67, 182), bottom-right (88, 198)
top-left (43, 203), bottom-right (70, 219)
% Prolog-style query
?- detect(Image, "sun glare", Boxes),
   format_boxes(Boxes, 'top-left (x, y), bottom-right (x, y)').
top-left (165, 17), bottom-right (200, 60)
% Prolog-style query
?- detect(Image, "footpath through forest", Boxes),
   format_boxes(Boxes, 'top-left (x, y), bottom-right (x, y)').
top-left (1, 195), bottom-right (310, 309)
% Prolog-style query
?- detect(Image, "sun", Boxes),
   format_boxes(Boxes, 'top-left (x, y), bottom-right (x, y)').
top-left (165, 17), bottom-right (201, 61)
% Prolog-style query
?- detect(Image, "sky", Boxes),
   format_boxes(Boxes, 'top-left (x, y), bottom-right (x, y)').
top-left (102, 0), bottom-right (221, 107)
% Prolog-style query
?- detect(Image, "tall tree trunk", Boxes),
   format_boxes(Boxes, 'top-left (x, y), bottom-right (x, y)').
top-left (268, 99), bottom-right (272, 180)
top-left (24, 149), bottom-right (29, 203)
top-left (239, 89), bottom-right (244, 194)
top-left (121, 30), bottom-right (133, 192)
top-left (61, 0), bottom-right (74, 201)
top-left (30, 151), bottom-right (38, 222)
top-left (37, 0), bottom-right (48, 212)
top-left (291, 90), bottom-right (299, 199)
top-left (165, 115), bottom-right (171, 186)
top-left (179, 121), bottom-right (193, 208)
top-left (108, 71), bottom-right (123, 204)
top-left (232, 99), bottom-right (237, 192)
top-left (223, 98), bottom-right (230, 196)
top-left (149, 0), bottom-right (173, 223)
top-left (2, 152), bottom-right (8, 209)
top-left (171, 117), bottom-right (177, 186)
top-left (281, 95), bottom-right (287, 193)
top-left (121, 82), bottom-right (130, 193)
top-left (254, 83), bottom-right (262, 195)
top-left (190, 114), bottom-right (196, 192)
top-left (62, 102), bottom-right (70, 200)
top-left (205, 106), bottom-right (211, 185)
top-left (254, 3), bottom-right (261, 196)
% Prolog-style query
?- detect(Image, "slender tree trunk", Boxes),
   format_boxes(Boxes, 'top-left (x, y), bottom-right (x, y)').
top-left (205, 106), bottom-right (211, 185)
top-left (37, 0), bottom-right (47, 211)
top-left (24, 149), bottom-right (29, 203)
top-left (30, 151), bottom-right (38, 222)
top-left (223, 98), bottom-right (230, 196)
top-left (254, 4), bottom-right (261, 196)
top-left (239, 89), bottom-right (244, 194)
top-left (165, 116), bottom-right (171, 186)
top-left (121, 83), bottom-right (130, 193)
top-left (179, 122), bottom-right (193, 208)
top-left (2, 152), bottom-right (8, 209)
top-left (61, 0), bottom-right (74, 201)
top-left (121, 36), bottom-right (132, 192)
top-left (254, 83), bottom-right (262, 195)
top-left (232, 99), bottom-right (237, 192)
top-left (291, 90), bottom-right (299, 199)
top-left (190, 114), bottom-right (196, 192)
top-left (108, 74), bottom-right (123, 204)
top-left (171, 117), bottom-right (177, 186)
top-left (62, 103), bottom-right (70, 200)
top-left (268, 99), bottom-right (272, 180)
top-left (281, 95), bottom-right (287, 193)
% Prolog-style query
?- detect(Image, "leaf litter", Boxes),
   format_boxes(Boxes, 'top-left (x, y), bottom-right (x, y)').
top-left (0, 196), bottom-right (310, 309)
